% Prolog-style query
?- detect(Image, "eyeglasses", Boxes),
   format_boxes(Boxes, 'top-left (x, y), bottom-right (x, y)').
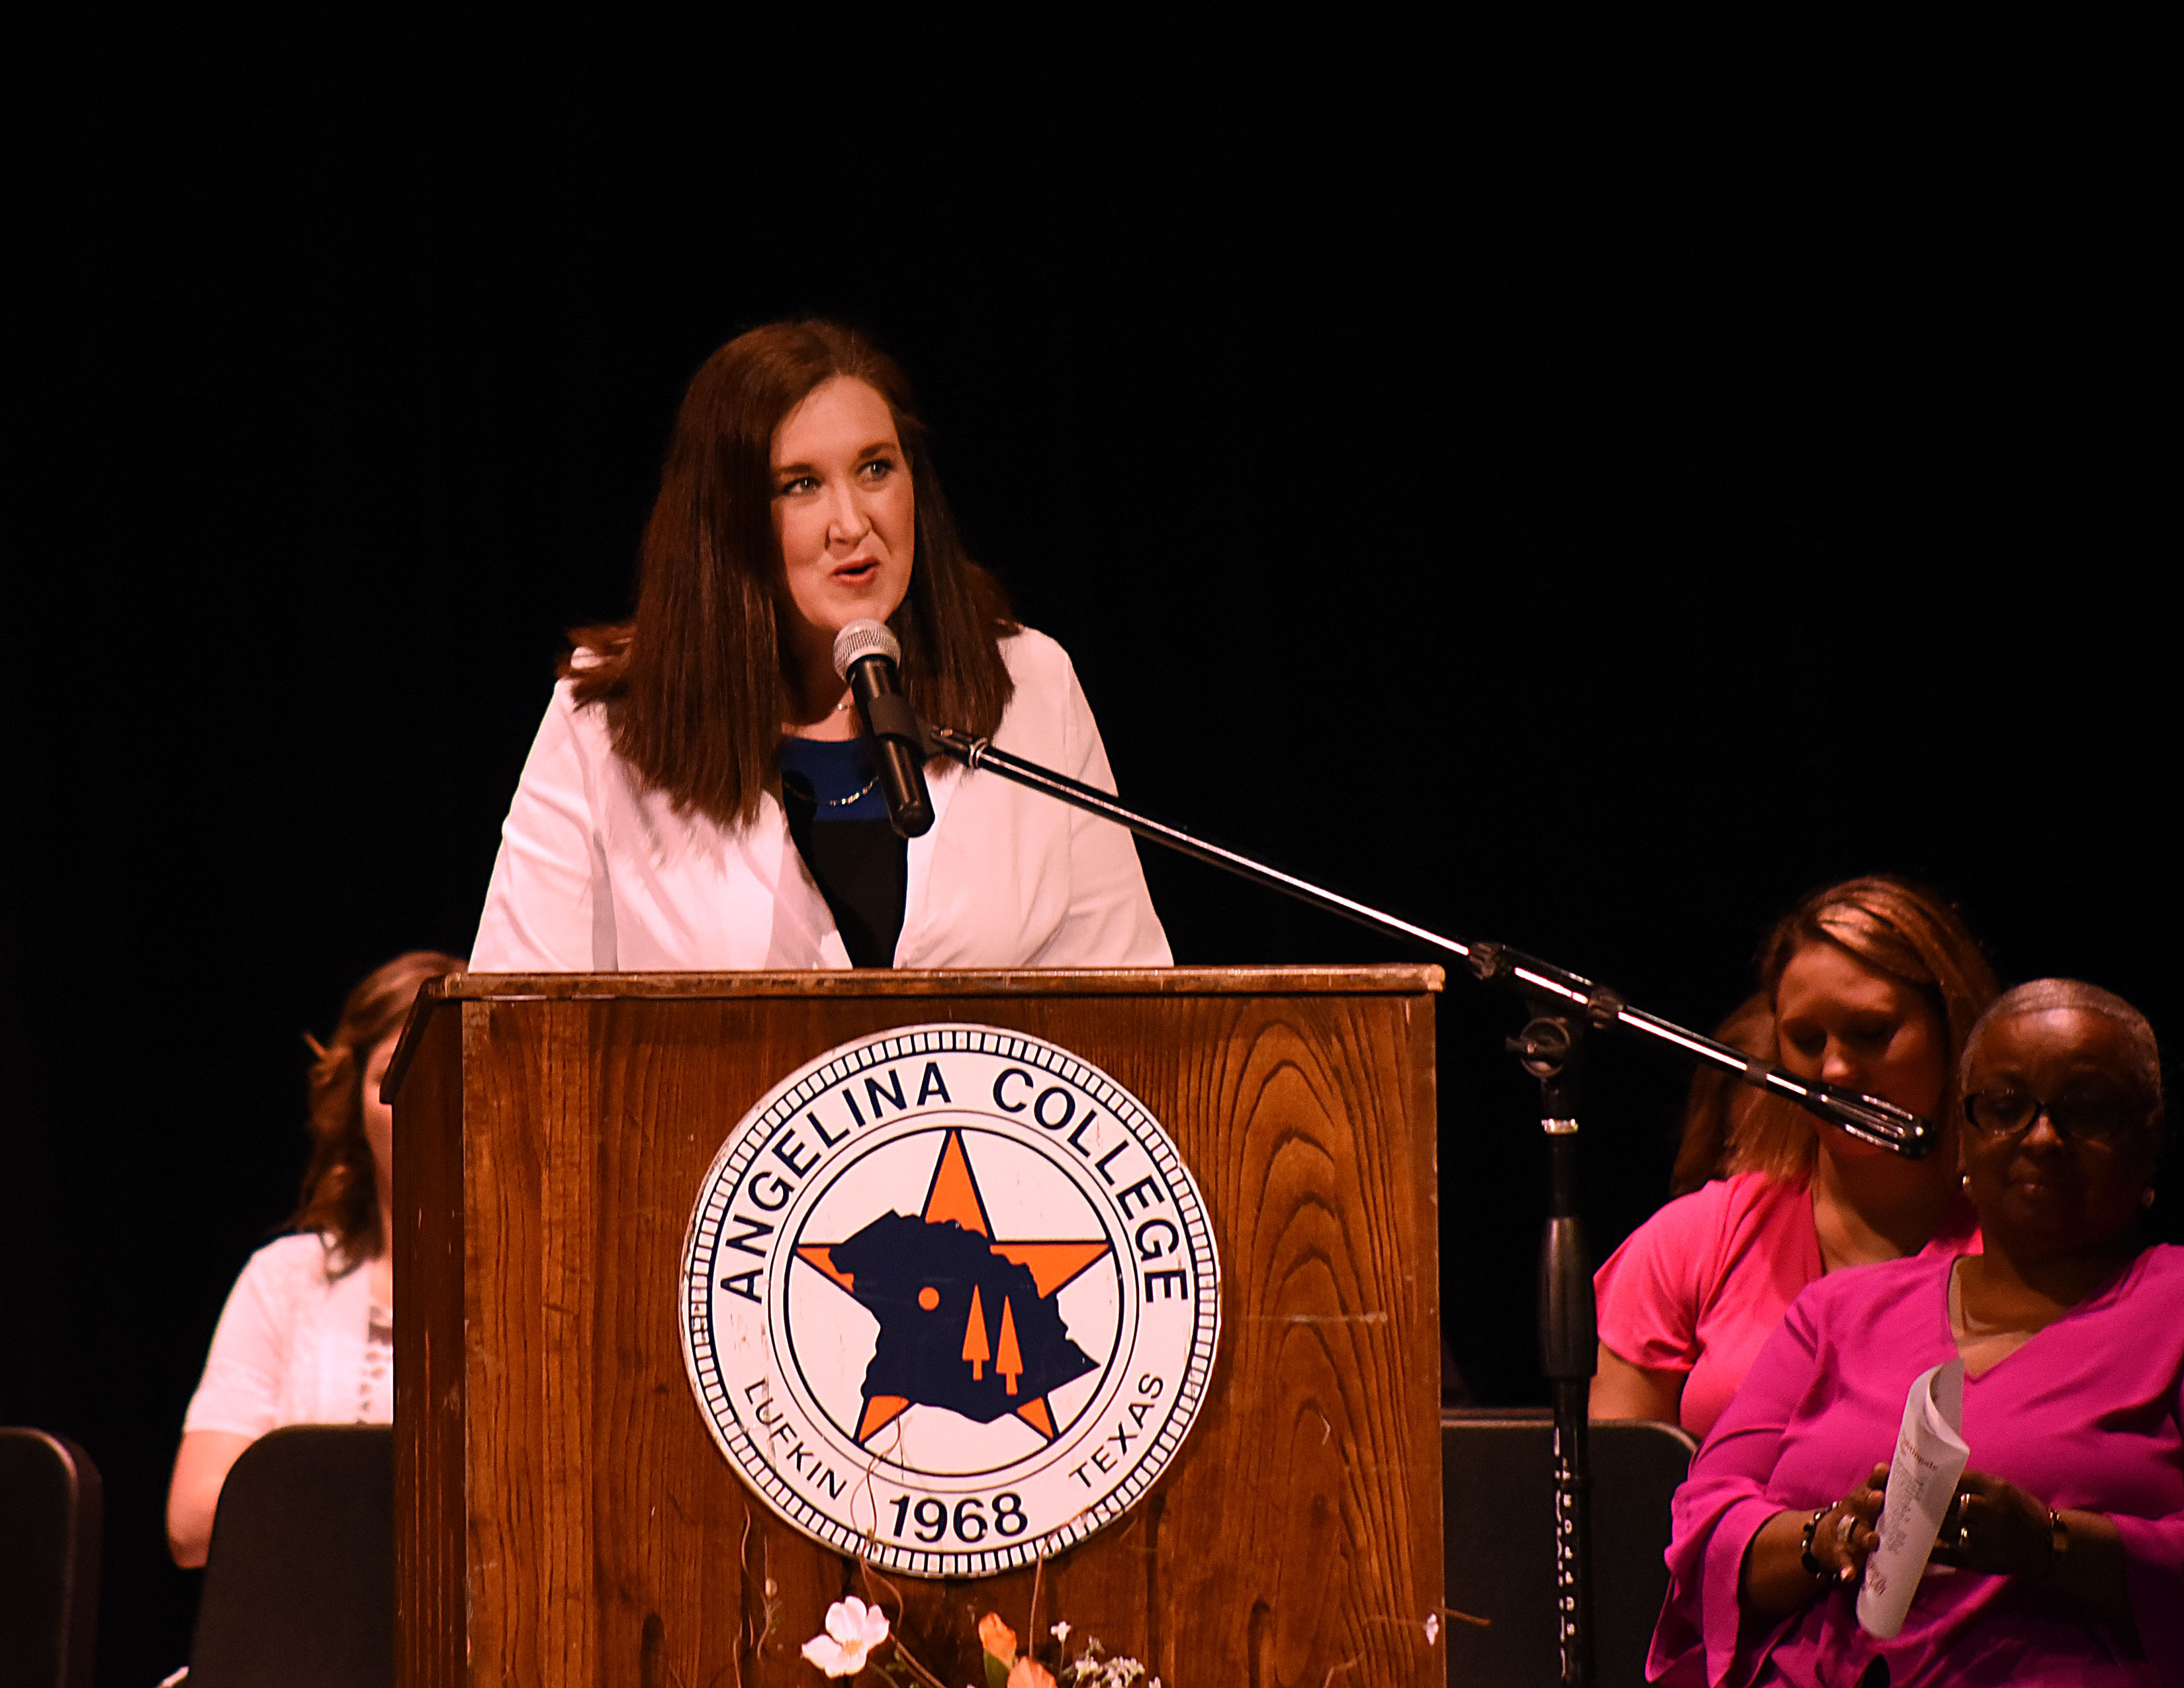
top-left (1962, 1086), bottom-right (2146, 1145)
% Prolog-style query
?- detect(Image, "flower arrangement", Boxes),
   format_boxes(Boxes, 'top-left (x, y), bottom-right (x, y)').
top-left (974, 1615), bottom-right (1155, 1688)
top-left (797, 1587), bottom-right (1160, 1688)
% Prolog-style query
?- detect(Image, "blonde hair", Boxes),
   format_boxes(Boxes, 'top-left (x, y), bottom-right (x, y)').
top-left (1719, 877), bottom-right (1998, 1184)
top-left (1670, 990), bottom-right (1773, 1195)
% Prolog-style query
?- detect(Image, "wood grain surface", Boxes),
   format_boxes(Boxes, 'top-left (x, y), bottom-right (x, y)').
top-left (392, 968), bottom-right (1444, 1686)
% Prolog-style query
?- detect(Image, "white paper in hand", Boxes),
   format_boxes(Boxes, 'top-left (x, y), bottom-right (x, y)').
top-left (1856, 1359), bottom-right (1970, 1638)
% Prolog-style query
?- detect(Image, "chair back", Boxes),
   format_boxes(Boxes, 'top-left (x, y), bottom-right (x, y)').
top-left (1443, 1410), bottom-right (1696, 1688)
top-left (0, 1429), bottom-right (102, 1688)
top-left (187, 1424), bottom-right (394, 1688)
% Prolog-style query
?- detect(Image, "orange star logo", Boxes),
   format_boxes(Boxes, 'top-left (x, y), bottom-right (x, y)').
top-left (795, 1129), bottom-right (1111, 1445)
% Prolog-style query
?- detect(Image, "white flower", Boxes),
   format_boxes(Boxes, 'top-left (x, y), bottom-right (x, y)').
top-left (1051, 1620), bottom-right (1072, 1645)
top-left (801, 1595), bottom-right (891, 1677)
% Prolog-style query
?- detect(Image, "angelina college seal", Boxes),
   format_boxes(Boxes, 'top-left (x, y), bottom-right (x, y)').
top-left (680, 1023), bottom-right (1222, 1577)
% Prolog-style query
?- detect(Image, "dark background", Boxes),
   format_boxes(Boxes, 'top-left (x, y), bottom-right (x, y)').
top-left (6, 14), bottom-right (2168, 1682)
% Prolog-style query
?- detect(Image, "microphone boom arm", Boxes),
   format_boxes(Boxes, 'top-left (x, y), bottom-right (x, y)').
top-left (921, 720), bottom-right (1934, 1157)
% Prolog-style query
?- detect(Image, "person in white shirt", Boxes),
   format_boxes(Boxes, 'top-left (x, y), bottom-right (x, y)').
top-left (165, 949), bottom-right (463, 1567)
top-left (470, 319), bottom-right (1169, 974)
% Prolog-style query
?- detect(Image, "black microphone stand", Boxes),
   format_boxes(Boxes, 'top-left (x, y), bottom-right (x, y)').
top-left (920, 718), bottom-right (1934, 1688)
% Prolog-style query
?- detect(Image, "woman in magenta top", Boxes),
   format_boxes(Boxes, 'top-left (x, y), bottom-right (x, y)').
top-left (1593, 878), bottom-right (1998, 1438)
top-left (1653, 981), bottom-right (2180, 1685)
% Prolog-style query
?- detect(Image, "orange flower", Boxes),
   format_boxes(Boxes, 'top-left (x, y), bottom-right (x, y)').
top-left (978, 1613), bottom-right (1019, 1667)
top-left (1006, 1661), bottom-right (1057, 1688)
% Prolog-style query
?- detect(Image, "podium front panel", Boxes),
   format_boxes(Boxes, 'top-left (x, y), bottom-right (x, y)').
top-left (390, 968), bottom-right (1443, 1685)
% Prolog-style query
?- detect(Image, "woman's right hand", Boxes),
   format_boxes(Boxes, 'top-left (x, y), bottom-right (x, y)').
top-left (1807, 1464), bottom-right (1889, 1583)
top-left (1741, 1463), bottom-right (1889, 1617)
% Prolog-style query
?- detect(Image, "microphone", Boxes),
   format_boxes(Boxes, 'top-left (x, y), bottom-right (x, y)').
top-left (1782, 1074), bottom-right (1938, 1158)
top-left (831, 620), bottom-right (934, 838)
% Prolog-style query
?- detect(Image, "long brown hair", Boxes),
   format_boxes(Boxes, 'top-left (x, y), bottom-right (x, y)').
top-left (569, 320), bottom-right (1017, 828)
top-left (1712, 876), bottom-right (1999, 1185)
top-left (291, 950), bottom-right (465, 1270)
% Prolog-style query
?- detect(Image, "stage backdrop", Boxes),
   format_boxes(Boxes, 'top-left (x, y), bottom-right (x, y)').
top-left (7, 13), bottom-right (2169, 1683)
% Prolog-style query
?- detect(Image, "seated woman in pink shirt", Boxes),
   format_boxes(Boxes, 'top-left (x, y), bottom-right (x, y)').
top-left (1653, 981), bottom-right (2179, 1685)
top-left (1590, 877), bottom-right (1997, 1440)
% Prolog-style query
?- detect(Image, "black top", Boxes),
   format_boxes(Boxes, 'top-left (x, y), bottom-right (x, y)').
top-left (777, 735), bottom-right (907, 968)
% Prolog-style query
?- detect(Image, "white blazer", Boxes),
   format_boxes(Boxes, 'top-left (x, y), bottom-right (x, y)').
top-left (471, 628), bottom-right (1172, 971)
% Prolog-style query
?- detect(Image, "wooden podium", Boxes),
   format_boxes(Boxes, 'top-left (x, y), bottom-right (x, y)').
top-left (387, 967), bottom-right (1443, 1685)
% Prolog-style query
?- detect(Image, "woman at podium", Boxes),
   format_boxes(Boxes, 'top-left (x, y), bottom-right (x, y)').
top-left (167, 949), bottom-right (463, 1566)
top-left (470, 320), bottom-right (1169, 972)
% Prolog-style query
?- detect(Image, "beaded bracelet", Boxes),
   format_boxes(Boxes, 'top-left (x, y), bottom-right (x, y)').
top-left (1800, 1507), bottom-right (1831, 1579)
